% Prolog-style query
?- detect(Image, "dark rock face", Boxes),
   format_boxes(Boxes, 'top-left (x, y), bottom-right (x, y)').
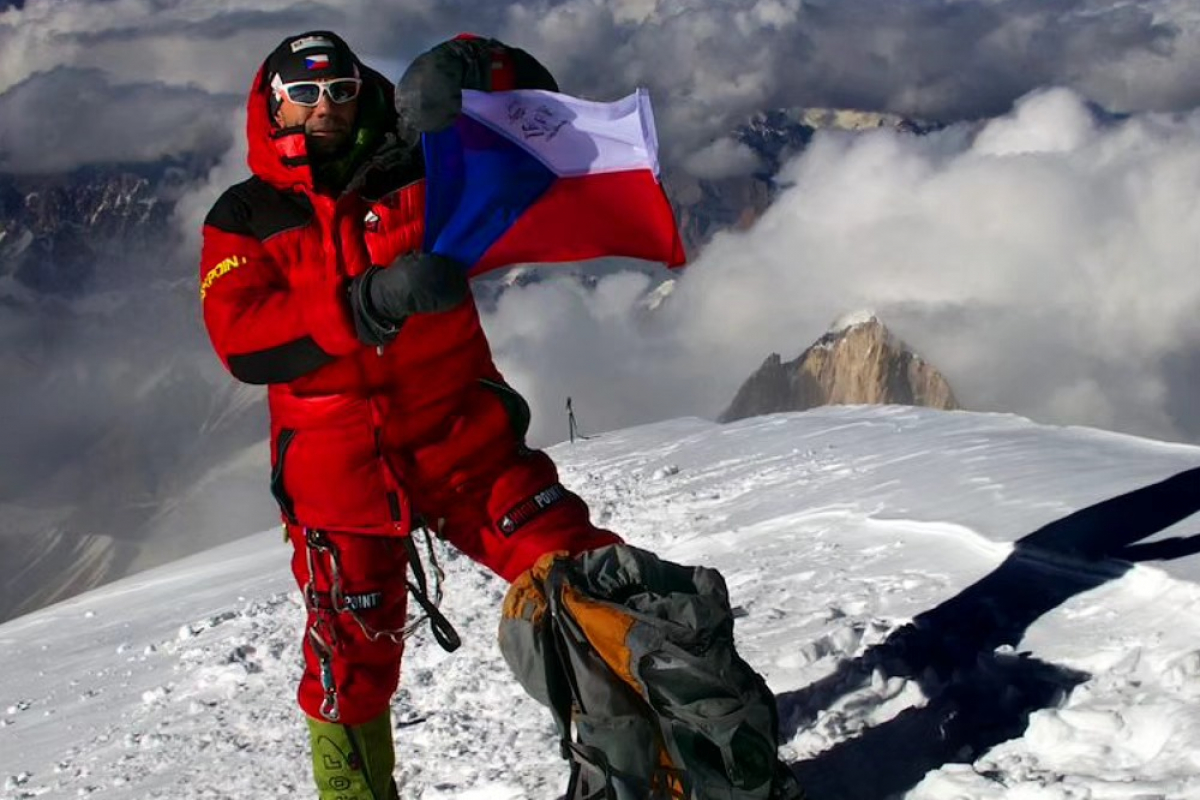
top-left (0, 161), bottom-right (204, 297)
top-left (720, 315), bottom-right (960, 423)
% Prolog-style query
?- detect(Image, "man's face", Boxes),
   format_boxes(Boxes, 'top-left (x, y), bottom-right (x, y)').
top-left (274, 84), bottom-right (358, 160)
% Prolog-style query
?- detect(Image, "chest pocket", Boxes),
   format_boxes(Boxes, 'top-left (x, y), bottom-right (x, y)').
top-left (365, 181), bottom-right (426, 266)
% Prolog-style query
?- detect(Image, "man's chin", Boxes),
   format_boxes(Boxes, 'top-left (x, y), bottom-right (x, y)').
top-left (306, 132), bottom-right (351, 159)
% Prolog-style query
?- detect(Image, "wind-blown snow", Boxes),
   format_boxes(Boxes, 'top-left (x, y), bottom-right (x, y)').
top-left (3, 406), bottom-right (1200, 799)
top-left (828, 309), bottom-right (879, 334)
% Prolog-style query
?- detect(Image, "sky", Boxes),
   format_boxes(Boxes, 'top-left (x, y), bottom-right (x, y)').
top-left (6, 0), bottom-right (1199, 443)
top-left (5, 0), bottom-right (1200, 609)
top-left (3, 406), bottom-right (1200, 799)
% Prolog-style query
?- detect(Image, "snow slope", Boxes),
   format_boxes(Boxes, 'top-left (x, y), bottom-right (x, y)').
top-left (3, 406), bottom-right (1200, 800)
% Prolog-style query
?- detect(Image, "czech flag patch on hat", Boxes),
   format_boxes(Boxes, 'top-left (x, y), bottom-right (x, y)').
top-left (268, 30), bottom-right (357, 82)
top-left (422, 88), bottom-right (686, 276)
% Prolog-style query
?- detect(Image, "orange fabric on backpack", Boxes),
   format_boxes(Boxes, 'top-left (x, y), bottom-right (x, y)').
top-left (558, 584), bottom-right (640, 691)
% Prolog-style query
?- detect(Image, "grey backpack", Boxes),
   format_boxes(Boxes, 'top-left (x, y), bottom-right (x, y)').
top-left (499, 543), bottom-right (806, 800)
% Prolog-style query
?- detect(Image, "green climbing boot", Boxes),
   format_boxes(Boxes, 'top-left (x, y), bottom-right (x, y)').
top-left (306, 710), bottom-right (399, 800)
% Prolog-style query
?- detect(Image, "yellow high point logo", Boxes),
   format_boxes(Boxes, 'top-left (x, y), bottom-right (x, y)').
top-left (200, 255), bottom-right (248, 300)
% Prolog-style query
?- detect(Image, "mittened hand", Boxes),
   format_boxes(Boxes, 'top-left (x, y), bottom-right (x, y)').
top-left (348, 254), bottom-right (471, 347)
top-left (395, 38), bottom-right (492, 145)
top-left (395, 36), bottom-right (560, 147)
top-left (372, 252), bottom-right (470, 317)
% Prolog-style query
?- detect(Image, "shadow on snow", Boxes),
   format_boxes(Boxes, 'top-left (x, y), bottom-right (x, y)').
top-left (777, 465), bottom-right (1200, 800)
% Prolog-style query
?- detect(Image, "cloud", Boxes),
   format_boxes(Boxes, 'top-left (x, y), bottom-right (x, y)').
top-left (0, 68), bottom-right (237, 173)
top-left (483, 88), bottom-right (1200, 446)
top-left (171, 109), bottom-right (248, 258)
top-left (683, 137), bottom-right (763, 180)
top-left (481, 269), bottom-right (690, 444)
top-left (480, 0), bottom-right (1200, 170)
top-left (4, 0), bottom-right (1200, 174)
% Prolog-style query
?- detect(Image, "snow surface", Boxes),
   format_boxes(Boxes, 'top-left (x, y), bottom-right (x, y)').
top-left (4, 406), bottom-right (1200, 800)
top-left (828, 308), bottom-right (879, 333)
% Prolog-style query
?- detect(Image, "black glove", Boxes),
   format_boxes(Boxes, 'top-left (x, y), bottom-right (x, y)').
top-left (395, 36), bottom-right (559, 146)
top-left (348, 253), bottom-right (471, 347)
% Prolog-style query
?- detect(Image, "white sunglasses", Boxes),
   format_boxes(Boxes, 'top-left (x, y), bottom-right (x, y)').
top-left (272, 74), bottom-right (362, 107)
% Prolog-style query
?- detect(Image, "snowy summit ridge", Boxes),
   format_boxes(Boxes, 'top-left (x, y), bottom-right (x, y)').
top-left (827, 308), bottom-right (881, 337)
top-left (3, 407), bottom-right (1200, 799)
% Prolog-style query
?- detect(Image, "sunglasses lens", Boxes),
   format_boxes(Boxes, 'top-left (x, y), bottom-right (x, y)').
top-left (327, 80), bottom-right (360, 104)
top-left (285, 83), bottom-right (321, 106)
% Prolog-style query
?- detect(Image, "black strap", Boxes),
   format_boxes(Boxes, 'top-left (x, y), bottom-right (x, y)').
top-left (544, 560), bottom-right (598, 799)
top-left (542, 560), bottom-right (582, 744)
top-left (401, 533), bottom-right (461, 652)
top-left (543, 561), bottom-right (657, 800)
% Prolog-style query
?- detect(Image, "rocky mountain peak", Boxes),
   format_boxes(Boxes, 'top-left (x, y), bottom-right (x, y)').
top-left (719, 312), bottom-right (959, 422)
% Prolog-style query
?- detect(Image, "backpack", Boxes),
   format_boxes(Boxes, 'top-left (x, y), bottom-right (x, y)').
top-left (499, 543), bottom-right (806, 800)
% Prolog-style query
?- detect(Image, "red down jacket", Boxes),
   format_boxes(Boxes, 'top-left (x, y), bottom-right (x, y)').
top-left (199, 47), bottom-right (615, 581)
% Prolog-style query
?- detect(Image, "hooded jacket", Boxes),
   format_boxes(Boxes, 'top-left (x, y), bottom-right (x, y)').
top-left (199, 45), bottom-right (528, 537)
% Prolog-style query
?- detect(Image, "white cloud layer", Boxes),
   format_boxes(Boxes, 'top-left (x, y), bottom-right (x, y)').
top-left (486, 88), bottom-right (1200, 446)
top-left (0, 68), bottom-right (235, 172)
top-left (4, 0), bottom-right (1200, 173)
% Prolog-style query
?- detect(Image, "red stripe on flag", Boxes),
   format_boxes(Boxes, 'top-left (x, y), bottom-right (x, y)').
top-left (472, 170), bottom-right (686, 275)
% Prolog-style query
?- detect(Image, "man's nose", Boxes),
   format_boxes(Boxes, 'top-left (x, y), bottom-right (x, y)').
top-left (312, 91), bottom-right (335, 114)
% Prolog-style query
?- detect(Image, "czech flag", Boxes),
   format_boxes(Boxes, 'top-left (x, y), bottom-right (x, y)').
top-left (422, 88), bottom-right (687, 276)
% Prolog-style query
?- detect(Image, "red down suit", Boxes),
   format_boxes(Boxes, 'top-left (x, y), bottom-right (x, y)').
top-left (199, 54), bottom-right (618, 724)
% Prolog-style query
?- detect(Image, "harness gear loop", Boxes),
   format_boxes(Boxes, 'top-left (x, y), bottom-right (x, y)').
top-left (300, 526), bottom-right (460, 651)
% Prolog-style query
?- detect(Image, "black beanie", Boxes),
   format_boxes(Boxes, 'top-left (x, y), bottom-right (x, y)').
top-left (266, 31), bottom-right (360, 84)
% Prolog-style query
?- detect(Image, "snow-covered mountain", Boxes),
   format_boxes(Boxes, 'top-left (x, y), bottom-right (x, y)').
top-left (721, 312), bottom-right (959, 422)
top-left (3, 406), bottom-right (1200, 800)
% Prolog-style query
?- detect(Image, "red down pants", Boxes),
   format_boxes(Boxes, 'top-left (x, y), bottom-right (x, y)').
top-left (289, 448), bottom-right (619, 725)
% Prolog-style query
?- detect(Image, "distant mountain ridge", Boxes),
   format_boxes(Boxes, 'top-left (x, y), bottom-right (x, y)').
top-left (720, 312), bottom-right (960, 422)
top-left (668, 106), bottom-right (938, 251)
top-left (0, 106), bottom-right (932, 300)
top-left (0, 107), bottom-right (938, 621)
top-left (0, 159), bottom-right (210, 298)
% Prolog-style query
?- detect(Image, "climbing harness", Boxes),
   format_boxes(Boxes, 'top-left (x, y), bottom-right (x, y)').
top-left (300, 523), bottom-right (462, 720)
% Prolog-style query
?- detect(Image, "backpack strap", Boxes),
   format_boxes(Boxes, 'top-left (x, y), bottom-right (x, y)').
top-left (544, 560), bottom-right (671, 800)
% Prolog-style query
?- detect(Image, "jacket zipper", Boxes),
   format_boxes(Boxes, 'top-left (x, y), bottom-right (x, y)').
top-left (270, 428), bottom-right (299, 524)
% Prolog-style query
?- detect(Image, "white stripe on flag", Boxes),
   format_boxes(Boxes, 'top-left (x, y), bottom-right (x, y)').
top-left (460, 88), bottom-right (661, 179)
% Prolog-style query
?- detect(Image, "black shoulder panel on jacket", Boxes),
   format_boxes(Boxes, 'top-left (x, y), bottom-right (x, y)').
top-left (204, 177), bottom-right (313, 242)
top-left (227, 336), bottom-right (335, 385)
